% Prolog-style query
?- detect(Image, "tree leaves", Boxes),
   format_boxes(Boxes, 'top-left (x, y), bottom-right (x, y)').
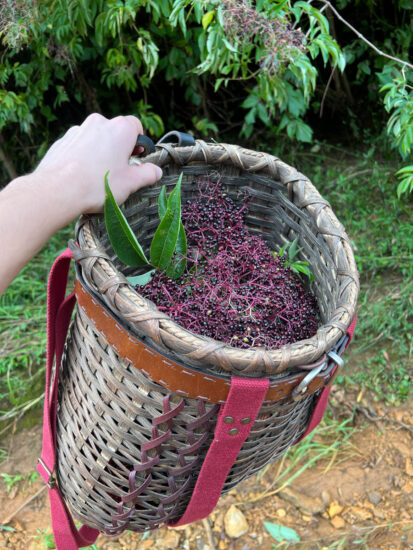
top-left (104, 171), bottom-right (187, 280)
top-left (202, 10), bottom-right (215, 30)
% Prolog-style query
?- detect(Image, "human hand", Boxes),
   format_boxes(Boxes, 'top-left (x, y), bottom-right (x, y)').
top-left (34, 113), bottom-right (162, 215)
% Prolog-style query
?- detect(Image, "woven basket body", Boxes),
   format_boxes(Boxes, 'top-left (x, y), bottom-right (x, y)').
top-left (56, 141), bottom-right (359, 534)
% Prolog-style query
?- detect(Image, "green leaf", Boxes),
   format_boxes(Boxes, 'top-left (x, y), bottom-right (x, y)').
top-left (396, 165), bottom-right (413, 175)
top-left (278, 242), bottom-right (289, 258)
top-left (222, 38), bottom-right (238, 53)
top-left (167, 172), bottom-right (184, 211)
top-left (150, 208), bottom-right (180, 269)
top-left (242, 93), bottom-right (259, 109)
top-left (264, 522), bottom-right (300, 543)
top-left (158, 185), bottom-right (167, 218)
top-left (164, 175), bottom-right (186, 277)
top-left (257, 102), bottom-right (270, 125)
top-left (202, 10), bottom-right (215, 30)
top-left (166, 221), bottom-right (187, 278)
top-left (104, 172), bottom-right (150, 267)
top-left (214, 78), bottom-right (224, 92)
top-left (244, 107), bottom-right (256, 125)
top-left (127, 270), bottom-right (156, 286)
top-left (291, 261), bottom-right (314, 282)
top-left (152, 173), bottom-right (187, 276)
top-left (295, 119), bottom-right (313, 143)
top-left (289, 237), bottom-right (299, 261)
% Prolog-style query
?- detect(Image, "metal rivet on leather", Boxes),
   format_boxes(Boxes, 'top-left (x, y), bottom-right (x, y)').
top-left (240, 417), bottom-right (251, 424)
top-left (229, 428), bottom-right (239, 436)
top-left (224, 416), bottom-right (234, 424)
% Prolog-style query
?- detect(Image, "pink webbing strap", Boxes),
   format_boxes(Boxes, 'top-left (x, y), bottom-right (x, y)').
top-left (168, 377), bottom-right (270, 527)
top-left (294, 315), bottom-right (357, 444)
top-left (37, 248), bottom-right (100, 550)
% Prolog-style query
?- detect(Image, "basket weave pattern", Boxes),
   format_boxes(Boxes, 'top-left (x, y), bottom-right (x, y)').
top-left (56, 141), bottom-right (359, 533)
top-left (57, 307), bottom-right (313, 533)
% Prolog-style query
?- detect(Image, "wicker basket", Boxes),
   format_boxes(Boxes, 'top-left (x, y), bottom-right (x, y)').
top-left (56, 140), bottom-right (359, 534)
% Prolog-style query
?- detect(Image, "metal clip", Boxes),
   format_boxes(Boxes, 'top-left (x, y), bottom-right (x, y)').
top-left (326, 350), bottom-right (344, 386)
top-left (38, 458), bottom-right (56, 489)
top-left (292, 337), bottom-right (348, 400)
top-left (292, 361), bottom-right (328, 401)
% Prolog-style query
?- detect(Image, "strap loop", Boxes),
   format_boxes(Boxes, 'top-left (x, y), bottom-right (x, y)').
top-left (157, 130), bottom-right (195, 147)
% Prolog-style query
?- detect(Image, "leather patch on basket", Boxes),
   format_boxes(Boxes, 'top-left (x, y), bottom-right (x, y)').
top-left (75, 280), bottom-right (336, 404)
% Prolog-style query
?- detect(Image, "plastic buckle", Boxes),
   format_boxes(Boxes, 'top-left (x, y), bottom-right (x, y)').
top-left (38, 458), bottom-right (56, 489)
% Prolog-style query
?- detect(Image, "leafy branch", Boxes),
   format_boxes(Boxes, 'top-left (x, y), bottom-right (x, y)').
top-left (380, 74), bottom-right (413, 196)
top-left (310, 0), bottom-right (413, 197)
top-left (104, 172), bottom-right (187, 283)
top-left (314, 0), bottom-right (413, 71)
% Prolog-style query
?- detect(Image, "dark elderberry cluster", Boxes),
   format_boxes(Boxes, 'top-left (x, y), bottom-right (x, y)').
top-left (139, 179), bottom-right (319, 350)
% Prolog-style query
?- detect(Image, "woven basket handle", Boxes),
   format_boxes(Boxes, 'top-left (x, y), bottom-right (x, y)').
top-left (37, 248), bottom-right (100, 550)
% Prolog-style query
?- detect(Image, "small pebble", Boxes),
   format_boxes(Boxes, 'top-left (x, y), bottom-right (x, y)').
top-left (224, 505), bottom-right (249, 538)
top-left (368, 491), bottom-right (382, 505)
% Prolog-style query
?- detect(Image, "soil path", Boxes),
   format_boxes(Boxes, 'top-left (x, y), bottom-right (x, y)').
top-left (0, 392), bottom-right (412, 550)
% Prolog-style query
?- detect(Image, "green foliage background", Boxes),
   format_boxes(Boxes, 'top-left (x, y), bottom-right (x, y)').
top-left (0, 0), bottom-right (412, 191)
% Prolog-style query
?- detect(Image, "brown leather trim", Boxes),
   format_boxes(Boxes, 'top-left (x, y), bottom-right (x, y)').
top-left (75, 281), bottom-right (334, 404)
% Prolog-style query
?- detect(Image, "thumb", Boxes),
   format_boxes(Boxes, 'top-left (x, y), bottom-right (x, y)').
top-left (126, 162), bottom-right (163, 193)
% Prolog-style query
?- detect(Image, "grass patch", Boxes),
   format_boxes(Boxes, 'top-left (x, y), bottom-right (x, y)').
top-left (0, 224), bottom-right (74, 429)
top-left (242, 410), bottom-right (359, 507)
top-left (287, 144), bottom-right (413, 404)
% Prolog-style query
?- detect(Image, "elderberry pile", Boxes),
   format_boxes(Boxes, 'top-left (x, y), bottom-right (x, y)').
top-left (139, 179), bottom-right (319, 350)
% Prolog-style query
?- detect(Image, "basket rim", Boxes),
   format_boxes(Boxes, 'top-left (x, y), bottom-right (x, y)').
top-left (73, 140), bottom-right (359, 375)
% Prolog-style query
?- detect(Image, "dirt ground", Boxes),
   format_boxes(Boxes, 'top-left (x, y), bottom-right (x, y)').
top-left (0, 390), bottom-right (412, 550)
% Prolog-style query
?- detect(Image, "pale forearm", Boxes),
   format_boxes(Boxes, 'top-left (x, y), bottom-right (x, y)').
top-left (0, 172), bottom-right (79, 295)
top-left (0, 113), bottom-right (162, 297)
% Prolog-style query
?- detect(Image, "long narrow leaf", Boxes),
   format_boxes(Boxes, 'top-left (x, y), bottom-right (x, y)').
top-left (166, 221), bottom-right (187, 279)
top-left (289, 237), bottom-right (299, 261)
top-left (158, 186), bottom-right (167, 218)
top-left (104, 172), bottom-right (149, 267)
top-left (167, 172), bottom-right (183, 211)
top-left (150, 208), bottom-right (180, 269)
top-left (165, 173), bottom-right (186, 277)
